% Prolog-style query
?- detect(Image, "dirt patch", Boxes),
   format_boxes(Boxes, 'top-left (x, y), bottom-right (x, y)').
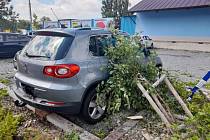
top-left (63, 110), bottom-right (137, 138)
top-left (121, 111), bottom-right (171, 140)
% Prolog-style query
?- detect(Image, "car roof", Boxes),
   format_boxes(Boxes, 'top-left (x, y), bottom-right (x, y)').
top-left (36, 28), bottom-right (112, 37)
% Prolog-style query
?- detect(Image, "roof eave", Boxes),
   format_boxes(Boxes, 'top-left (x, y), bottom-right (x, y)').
top-left (129, 5), bottom-right (210, 12)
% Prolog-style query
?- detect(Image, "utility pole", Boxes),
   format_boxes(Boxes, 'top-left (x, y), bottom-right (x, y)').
top-left (29, 0), bottom-right (33, 31)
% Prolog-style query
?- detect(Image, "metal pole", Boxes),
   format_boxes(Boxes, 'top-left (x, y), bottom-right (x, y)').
top-left (29, 0), bottom-right (33, 31)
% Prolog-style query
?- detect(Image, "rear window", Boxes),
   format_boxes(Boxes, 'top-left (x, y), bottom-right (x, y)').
top-left (22, 35), bottom-right (74, 60)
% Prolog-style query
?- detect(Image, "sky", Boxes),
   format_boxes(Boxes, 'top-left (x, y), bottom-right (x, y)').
top-left (12, 0), bottom-right (140, 21)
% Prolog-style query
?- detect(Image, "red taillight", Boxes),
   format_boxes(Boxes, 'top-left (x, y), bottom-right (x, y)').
top-left (43, 64), bottom-right (80, 78)
top-left (46, 101), bottom-right (65, 106)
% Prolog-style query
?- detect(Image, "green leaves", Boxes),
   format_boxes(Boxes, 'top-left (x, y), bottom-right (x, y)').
top-left (0, 89), bottom-right (8, 100)
top-left (97, 31), bottom-right (159, 113)
top-left (101, 0), bottom-right (130, 18)
top-left (171, 80), bottom-right (210, 139)
top-left (0, 99), bottom-right (22, 140)
top-left (64, 131), bottom-right (80, 140)
top-left (0, 83), bottom-right (22, 139)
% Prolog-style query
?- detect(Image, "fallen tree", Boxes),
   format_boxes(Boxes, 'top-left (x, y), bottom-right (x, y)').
top-left (96, 30), bottom-right (210, 139)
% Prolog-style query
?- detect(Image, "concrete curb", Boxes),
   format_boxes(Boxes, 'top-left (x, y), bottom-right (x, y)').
top-left (154, 41), bottom-right (210, 53)
top-left (7, 85), bottom-right (100, 140)
top-left (104, 119), bottom-right (138, 140)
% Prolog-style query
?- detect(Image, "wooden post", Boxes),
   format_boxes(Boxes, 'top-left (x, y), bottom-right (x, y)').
top-left (157, 94), bottom-right (175, 122)
top-left (152, 74), bottom-right (166, 88)
top-left (137, 82), bottom-right (171, 129)
top-left (151, 94), bottom-right (175, 123)
top-left (164, 78), bottom-right (193, 117)
top-left (151, 74), bottom-right (175, 122)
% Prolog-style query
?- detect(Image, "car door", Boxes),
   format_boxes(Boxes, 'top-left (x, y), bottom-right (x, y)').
top-left (88, 34), bottom-right (112, 79)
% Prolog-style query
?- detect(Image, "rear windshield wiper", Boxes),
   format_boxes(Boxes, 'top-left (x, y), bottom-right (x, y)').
top-left (25, 52), bottom-right (50, 58)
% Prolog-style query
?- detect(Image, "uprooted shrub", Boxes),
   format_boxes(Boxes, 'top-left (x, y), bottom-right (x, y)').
top-left (96, 31), bottom-right (159, 113)
top-left (96, 31), bottom-right (210, 139)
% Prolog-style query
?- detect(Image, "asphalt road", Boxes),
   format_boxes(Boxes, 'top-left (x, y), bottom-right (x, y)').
top-left (156, 49), bottom-right (210, 81)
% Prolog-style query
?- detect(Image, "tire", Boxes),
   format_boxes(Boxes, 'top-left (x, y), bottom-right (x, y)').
top-left (155, 56), bottom-right (163, 68)
top-left (81, 87), bottom-right (106, 124)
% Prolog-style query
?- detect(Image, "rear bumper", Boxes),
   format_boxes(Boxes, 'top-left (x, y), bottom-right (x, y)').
top-left (13, 87), bottom-right (81, 114)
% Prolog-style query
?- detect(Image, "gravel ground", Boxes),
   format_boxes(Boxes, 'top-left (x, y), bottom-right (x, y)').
top-left (0, 59), bottom-right (14, 80)
top-left (121, 111), bottom-right (171, 140)
top-left (63, 110), bottom-right (136, 138)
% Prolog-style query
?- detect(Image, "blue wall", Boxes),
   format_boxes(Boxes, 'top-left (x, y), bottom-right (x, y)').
top-left (135, 7), bottom-right (210, 37)
top-left (121, 16), bottom-right (136, 35)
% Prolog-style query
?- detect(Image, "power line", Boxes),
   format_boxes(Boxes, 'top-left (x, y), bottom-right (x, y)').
top-left (50, 8), bottom-right (59, 21)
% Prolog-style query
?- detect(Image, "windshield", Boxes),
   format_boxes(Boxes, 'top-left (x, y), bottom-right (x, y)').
top-left (24, 35), bottom-right (65, 59)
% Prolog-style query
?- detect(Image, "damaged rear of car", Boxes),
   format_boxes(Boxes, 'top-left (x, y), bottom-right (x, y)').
top-left (13, 29), bottom-right (82, 114)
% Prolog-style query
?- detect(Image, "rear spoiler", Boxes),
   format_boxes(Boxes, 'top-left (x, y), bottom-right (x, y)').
top-left (35, 30), bottom-right (74, 37)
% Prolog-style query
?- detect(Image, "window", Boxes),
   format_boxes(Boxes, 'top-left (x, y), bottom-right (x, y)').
top-left (142, 36), bottom-right (147, 40)
top-left (22, 35), bottom-right (74, 60)
top-left (89, 35), bottom-right (115, 56)
top-left (18, 35), bottom-right (30, 41)
top-left (6, 34), bottom-right (19, 41)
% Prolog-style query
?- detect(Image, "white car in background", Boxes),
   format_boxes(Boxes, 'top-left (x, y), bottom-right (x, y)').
top-left (140, 35), bottom-right (154, 49)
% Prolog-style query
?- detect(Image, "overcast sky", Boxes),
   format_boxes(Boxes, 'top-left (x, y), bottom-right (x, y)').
top-left (12, 0), bottom-right (140, 20)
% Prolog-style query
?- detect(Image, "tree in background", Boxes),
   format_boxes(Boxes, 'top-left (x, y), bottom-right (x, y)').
top-left (32, 13), bottom-right (41, 30)
top-left (17, 20), bottom-right (30, 30)
top-left (0, 0), bottom-right (19, 32)
top-left (0, 0), bottom-right (19, 20)
top-left (101, 0), bottom-right (114, 17)
top-left (40, 16), bottom-right (51, 22)
top-left (101, 0), bottom-right (130, 29)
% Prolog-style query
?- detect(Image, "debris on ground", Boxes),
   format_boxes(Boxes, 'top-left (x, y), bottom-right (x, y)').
top-left (127, 115), bottom-right (143, 120)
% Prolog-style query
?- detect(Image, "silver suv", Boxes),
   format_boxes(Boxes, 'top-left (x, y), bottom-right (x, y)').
top-left (13, 28), bottom-right (162, 124)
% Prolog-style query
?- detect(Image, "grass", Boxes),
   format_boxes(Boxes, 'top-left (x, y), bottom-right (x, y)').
top-left (171, 80), bottom-right (210, 139)
top-left (93, 129), bottom-right (107, 139)
top-left (0, 78), bottom-right (10, 85)
top-left (64, 131), bottom-right (80, 140)
top-left (0, 88), bottom-right (22, 140)
top-left (0, 78), bottom-right (23, 140)
top-left (0, 108), bottom-right (22, 140)
top-left (0, 89), bottom-right (8, 99)
top-left (0, 78), bottom-right (77, 139)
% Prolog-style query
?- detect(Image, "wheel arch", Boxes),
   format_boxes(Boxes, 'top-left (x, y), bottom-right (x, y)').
top-left (80, 80), bottom-right (103, 112)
